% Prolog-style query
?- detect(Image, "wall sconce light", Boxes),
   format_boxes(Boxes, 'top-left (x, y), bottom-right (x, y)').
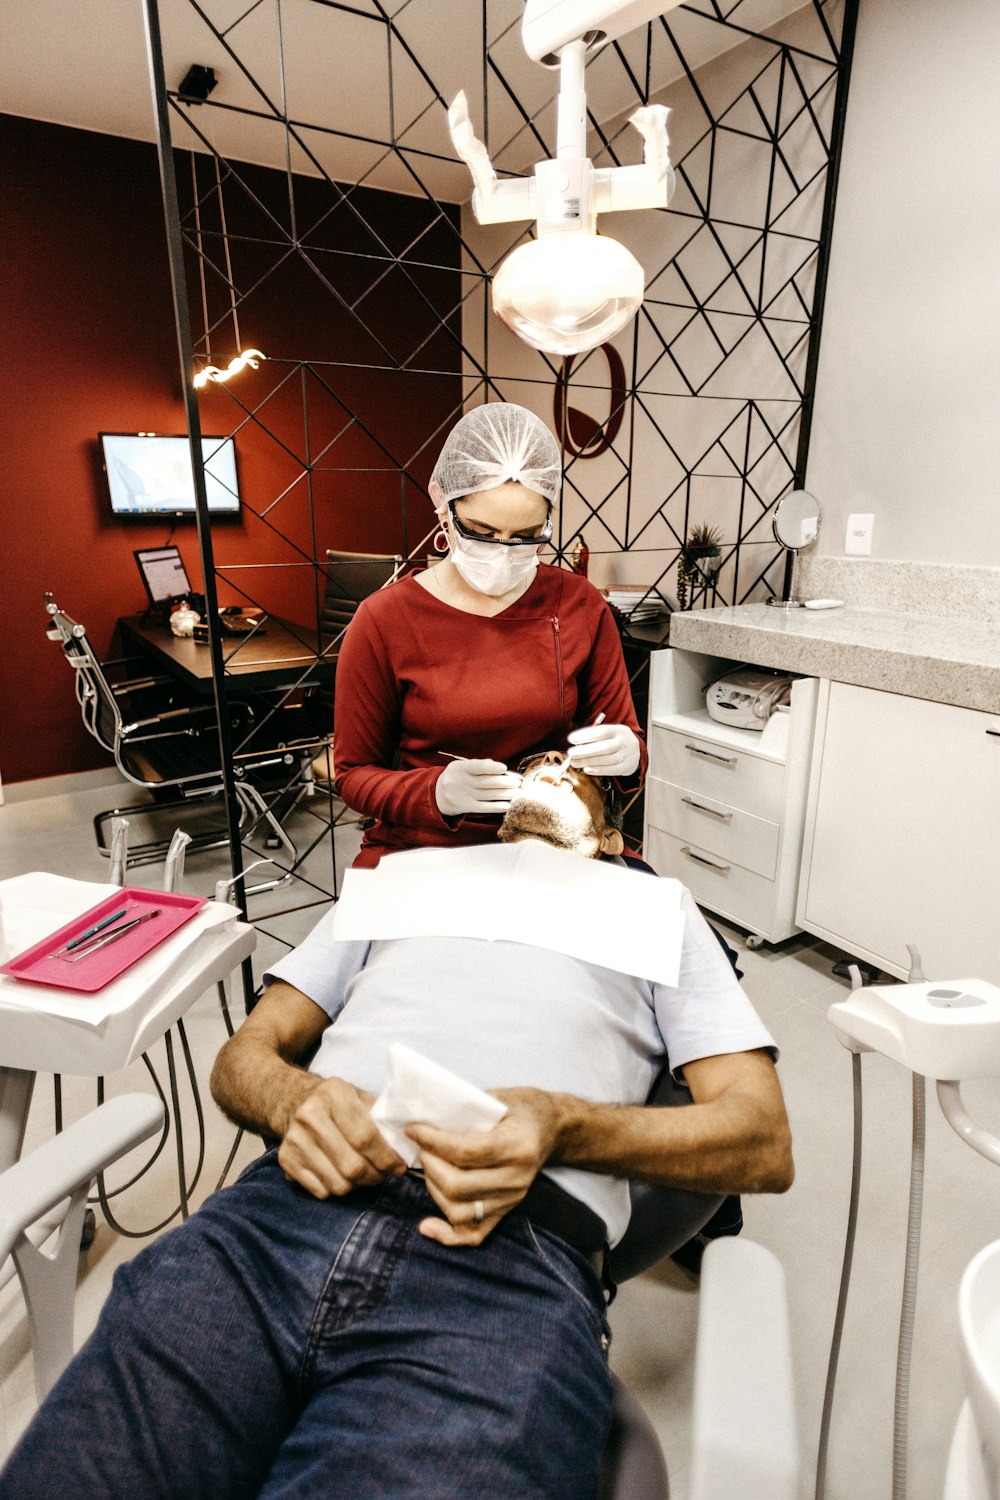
top-left (448, 0), bottom-right (682, 356)
top-left (192, 349), bottom-right (267, 390)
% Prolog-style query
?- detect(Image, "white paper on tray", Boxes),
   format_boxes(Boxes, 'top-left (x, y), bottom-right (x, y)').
top-left (331, 841), bottom-right (685, 986)
top-left (371, 1043), bottom-right (507, 1167)
top-left (0, 872), bottom-right (237, 1026)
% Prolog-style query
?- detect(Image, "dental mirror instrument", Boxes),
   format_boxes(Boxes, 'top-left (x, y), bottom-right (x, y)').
top-left (553, 711), bottom-right (607, 782)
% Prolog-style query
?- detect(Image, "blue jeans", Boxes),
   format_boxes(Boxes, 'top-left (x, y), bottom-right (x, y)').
top-left (1, 1153), bottom-right (612, 1499)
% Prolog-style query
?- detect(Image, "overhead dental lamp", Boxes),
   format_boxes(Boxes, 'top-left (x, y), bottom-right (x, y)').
top-left (448, 0), bottom-right (683, 355)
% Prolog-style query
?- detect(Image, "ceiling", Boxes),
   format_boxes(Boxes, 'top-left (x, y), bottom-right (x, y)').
top-left (3, 0), bottom-right (812, 201)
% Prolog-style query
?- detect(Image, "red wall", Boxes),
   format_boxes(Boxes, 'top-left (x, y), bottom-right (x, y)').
top-left (0, 113), bottom-right (461, 784)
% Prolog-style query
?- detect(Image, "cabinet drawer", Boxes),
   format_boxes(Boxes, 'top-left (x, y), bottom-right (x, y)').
top-left (645, 826), bottom-right (780, 939)
top-left (646, 777), bottom-right (779, 879)
top-left (650, 725), bottom-right (785, 821)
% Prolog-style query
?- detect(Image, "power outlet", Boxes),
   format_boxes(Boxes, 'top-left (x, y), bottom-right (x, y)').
top-left (845, 513), bottom-right (874, 555)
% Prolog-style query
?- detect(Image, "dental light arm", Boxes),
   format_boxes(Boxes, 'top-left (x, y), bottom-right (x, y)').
top-left (447, 84), bottom-right (674, 232)
top-left (446, 0), bottom-right (680, 354)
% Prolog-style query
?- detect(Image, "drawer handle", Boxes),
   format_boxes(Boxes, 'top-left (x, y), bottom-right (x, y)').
top-left (988, 730), bottom-right (1000, 738)
top-left (684, 743), bottom-right (737, 767)
top-left (682, 796), bottom-right (732, 822)
top-left (681, 846), bottom-right (731, 873)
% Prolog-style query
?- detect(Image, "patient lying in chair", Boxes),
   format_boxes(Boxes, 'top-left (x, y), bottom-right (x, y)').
top-left (0, 752), bottom-right (793, 1500)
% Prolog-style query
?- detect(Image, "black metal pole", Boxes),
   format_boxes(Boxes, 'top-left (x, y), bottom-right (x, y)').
top-left (140, 0), bottom-right (256, 1008)
top-left (791, 0), bottom-right (862, 496)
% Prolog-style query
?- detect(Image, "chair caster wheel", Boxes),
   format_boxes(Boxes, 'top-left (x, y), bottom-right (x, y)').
top-left (80, 1207), bottom-right (97, 1251)
top-left (745, 934), bottom-right (765, 951)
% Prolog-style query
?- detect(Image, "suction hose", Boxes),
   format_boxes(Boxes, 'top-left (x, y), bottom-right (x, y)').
top-left (815, 1049), bottom-right (863, 1500)
top-left (817, 954), bottom-right (927, 1500)
top-left (893, 1073), bottom-right (925, 1500)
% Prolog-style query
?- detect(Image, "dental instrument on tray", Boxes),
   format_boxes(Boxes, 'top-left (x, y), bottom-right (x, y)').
top-left (63, 908), bottom-right (162, 962)
top-left (56, 904), bottom-right (131, 954)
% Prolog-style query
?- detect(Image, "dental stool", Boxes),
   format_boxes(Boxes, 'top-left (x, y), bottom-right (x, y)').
top-left (597, 1066), bottom-right (727, 1500)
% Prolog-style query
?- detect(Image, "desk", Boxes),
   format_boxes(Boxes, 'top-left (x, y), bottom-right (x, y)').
top-left (0, 873), bottom-right (255, 1190)
top-left (119, 614), bottom-right (337, 696)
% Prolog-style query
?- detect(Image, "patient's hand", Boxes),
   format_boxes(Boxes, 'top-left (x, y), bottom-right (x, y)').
top-left (278, 1076), bottom-right (406, 1199)
top-left (408, 1087), bottom-right (561, 1247)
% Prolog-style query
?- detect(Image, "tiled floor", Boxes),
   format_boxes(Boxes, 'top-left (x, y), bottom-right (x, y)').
top-left (3, 777), bottom-right (1000, 1497)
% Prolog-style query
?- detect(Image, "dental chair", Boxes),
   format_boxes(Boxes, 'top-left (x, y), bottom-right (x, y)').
top-left (0, 1090), bottom-right (164, 1401)
top-left (597, 1063), bottom-right (757, 1500)
top-left (595, 1035), bottom-right (796, 1500)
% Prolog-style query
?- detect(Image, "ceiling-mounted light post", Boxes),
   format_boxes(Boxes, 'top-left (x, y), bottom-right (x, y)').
top-left (448, 0), bottom-right (682, 355)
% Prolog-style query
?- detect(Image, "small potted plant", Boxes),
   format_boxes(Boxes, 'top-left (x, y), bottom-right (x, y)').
top-left (676, 524), bottom-right (723, 610)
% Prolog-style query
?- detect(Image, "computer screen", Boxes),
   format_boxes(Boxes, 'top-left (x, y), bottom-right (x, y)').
top-left (134, 546), bottom-right (193, 605)
top-left (100, 433), bottom-right (241, 518)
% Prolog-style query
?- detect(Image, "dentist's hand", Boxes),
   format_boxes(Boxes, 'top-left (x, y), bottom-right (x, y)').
top-left (567, 722), bottom-right (640, 777)
top-left (434, 758), bottom-right (521, 817)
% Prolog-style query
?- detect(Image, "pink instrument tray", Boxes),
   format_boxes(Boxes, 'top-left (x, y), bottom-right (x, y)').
top-left (0, 888), bottom-right (207, 994)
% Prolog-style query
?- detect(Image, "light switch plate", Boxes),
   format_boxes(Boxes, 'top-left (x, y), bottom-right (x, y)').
top-left (845, 513), bottom-right (874, 555)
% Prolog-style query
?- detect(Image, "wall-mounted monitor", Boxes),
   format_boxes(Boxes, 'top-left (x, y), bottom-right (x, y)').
top-left (99, 433), bottom-right (241, 519)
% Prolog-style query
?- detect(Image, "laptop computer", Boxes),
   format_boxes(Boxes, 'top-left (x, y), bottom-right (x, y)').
top-left (134, 546), bottom-right (193, 608)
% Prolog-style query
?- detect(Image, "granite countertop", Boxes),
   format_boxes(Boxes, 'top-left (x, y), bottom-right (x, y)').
top-left (668, 603), bottom-right (1000, 714)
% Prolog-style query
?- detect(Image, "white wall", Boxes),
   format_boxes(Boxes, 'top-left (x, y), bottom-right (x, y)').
top-left (806, 0), bottom-right (1000, 563)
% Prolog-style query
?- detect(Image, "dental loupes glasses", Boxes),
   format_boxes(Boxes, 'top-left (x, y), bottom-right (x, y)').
top-left (447, 502), bottom-right (552, 548)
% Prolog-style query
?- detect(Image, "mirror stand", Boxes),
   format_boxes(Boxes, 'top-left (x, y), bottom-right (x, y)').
top-left (766, 489), bottom-right (820, 606)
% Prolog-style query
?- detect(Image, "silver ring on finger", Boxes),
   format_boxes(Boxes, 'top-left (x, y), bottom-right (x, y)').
top-left (473, 1199), bottom-right (484, 1225)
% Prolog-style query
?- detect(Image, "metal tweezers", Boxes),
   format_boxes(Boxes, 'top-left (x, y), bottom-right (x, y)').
top-left (65, 909), bottom-right (161, 961)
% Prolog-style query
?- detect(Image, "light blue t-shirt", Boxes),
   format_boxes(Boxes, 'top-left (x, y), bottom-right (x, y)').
top-left (265, 886), bottom-right (775, 1246)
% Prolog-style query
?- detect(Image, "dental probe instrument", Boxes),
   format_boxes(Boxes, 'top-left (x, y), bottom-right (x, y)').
top-left (65, 908), bottom-right (161, 962)
top-left (552, 712), bottom-right (606, 783)
top-left (55, 904), bottom-right (131, 954)
top-left (438, 751), bottom-right (523, 782)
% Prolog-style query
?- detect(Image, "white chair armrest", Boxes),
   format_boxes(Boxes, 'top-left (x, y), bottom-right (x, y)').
top-left (0, 1094), bottom-right (164, 1264)
top-left (689, 1238), bottom-right (800, 1500)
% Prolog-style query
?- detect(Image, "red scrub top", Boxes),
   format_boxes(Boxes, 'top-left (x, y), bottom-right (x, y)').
top-left (333, 564), bottom-right (647, 866)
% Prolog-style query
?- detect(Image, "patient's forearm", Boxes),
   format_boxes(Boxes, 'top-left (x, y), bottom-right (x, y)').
top-left (209, 981), bottom-right (330, 1139)
top-left (544, 1055), bottom-right (794, 1194)
top-left (210, 1028), bottom-right (319, 1140)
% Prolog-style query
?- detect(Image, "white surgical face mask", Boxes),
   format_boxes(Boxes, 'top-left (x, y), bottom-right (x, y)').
top-left (448, 529), bottom-right (541, 597)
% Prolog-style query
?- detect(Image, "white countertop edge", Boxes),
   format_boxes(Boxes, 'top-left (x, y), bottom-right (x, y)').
top-left (669, 605), bottom-right (1000, 715)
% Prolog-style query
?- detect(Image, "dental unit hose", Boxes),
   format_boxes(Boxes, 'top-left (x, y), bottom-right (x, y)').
top-left (815, 1047), bottom-right (863, 1500)
top-left (109, 817), bottom-right (130, 887)
top-left (817, 956), bottom-right (927, 1500)
top-left (893, 1072), bottom-right (925, 1500)
top-left (163, 829), bottom-right (192, 893)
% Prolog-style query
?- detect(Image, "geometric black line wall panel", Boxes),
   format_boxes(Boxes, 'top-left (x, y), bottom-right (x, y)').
top-left (144, 0), bottom-right (853, 973)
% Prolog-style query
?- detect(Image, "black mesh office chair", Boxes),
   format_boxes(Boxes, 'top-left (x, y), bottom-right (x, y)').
top-left (307, 549), bottom-right (403, 785)
top-left (44, 595), bottom-right (321, 867)
top-left (319, 548), bottom-right (403, 641)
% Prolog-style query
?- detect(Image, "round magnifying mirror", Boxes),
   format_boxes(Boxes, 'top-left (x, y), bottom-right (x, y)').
top-left (772, 490), bottom-right (821, 551)
top-left (767, 490), bottom-right (821, 608)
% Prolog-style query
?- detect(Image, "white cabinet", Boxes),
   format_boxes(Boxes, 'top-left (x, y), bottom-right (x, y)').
top-left (644, 649), bottom-right (818, 944)
top-left (798, 681), bottom-right (1000, 983)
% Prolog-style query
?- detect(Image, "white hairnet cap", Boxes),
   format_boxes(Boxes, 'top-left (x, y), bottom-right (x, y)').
top-left (430, 404), bottom-right (562, 508)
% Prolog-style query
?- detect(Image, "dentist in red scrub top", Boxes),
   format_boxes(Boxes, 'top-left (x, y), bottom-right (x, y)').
top-left (332, 402), bottom-right (646, 867)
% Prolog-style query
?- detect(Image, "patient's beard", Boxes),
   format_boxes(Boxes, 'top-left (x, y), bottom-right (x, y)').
top-left (498, 779), bottom-right (601, 857)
